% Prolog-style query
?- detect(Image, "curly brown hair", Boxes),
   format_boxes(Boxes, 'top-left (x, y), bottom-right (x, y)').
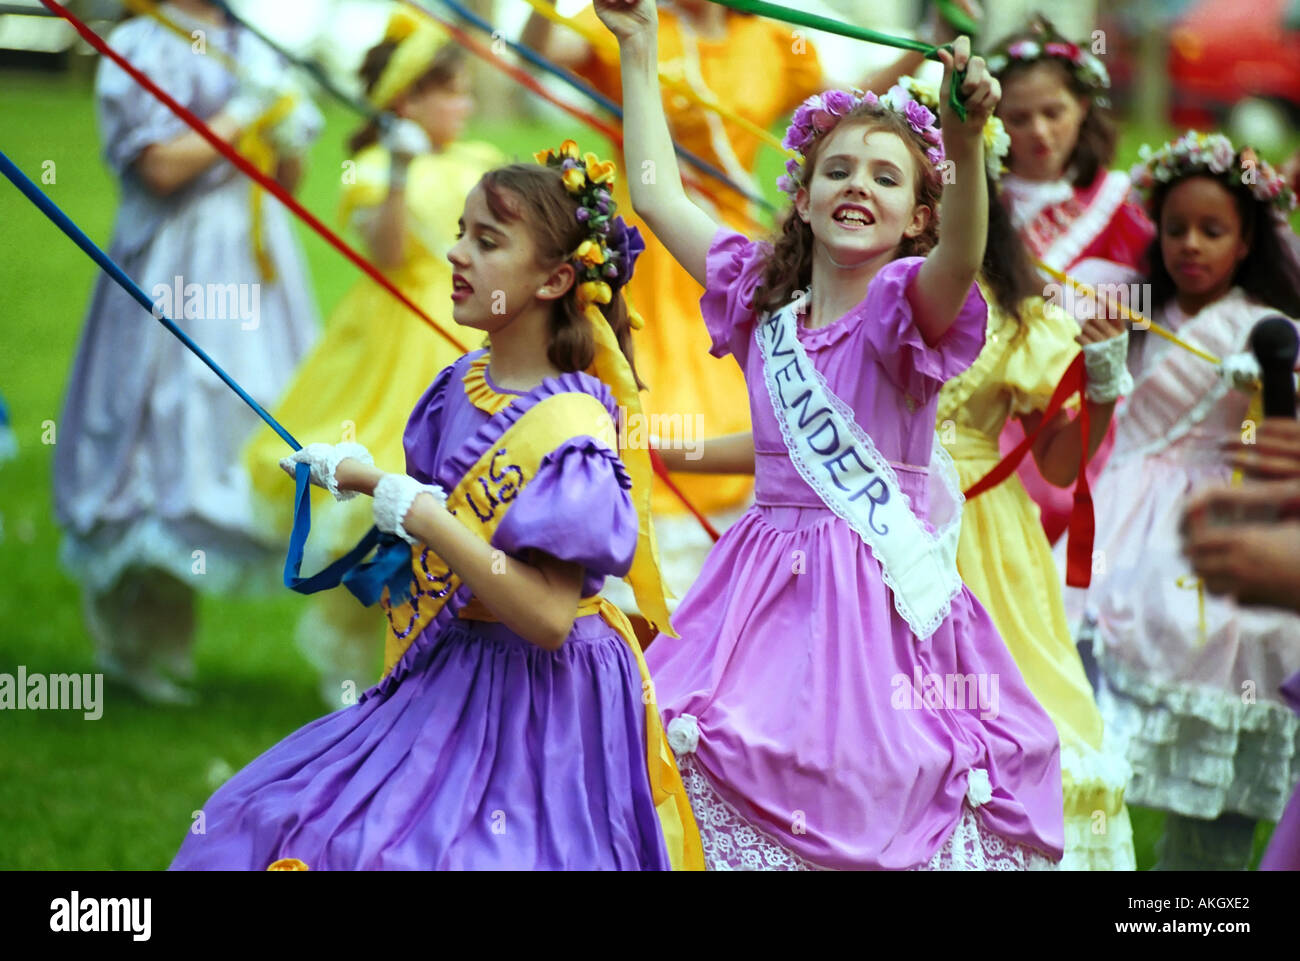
top-left (752, 105), bottom-right (942, 317)
top-left (479, 164), bottom-right (645, 390)
top-left (346, 41), bottom-right (467, 155)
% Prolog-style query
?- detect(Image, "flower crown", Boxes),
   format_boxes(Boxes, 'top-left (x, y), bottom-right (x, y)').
top-left (898, 75), bottom-right (1011, 182)
top-left (778, 87), bottom-right (945, 197)
top-left (986, 19), bottom-right (1109, 94)
top-left (1130, 131), bottom-right (1297, 218)
top-left (534, 140), bottom-right (645, 326)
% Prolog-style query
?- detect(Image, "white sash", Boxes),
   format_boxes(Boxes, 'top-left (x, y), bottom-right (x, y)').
top-left (756, 295), bottom-right (964, 639)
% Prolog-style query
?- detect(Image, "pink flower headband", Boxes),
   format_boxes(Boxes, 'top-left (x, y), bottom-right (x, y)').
top-left (1131, 130), bottom-right (1297, 219)
top-left (986, 25), bottom-right (1110, 93)
top-left (778, 86), bottom-right (945, 197)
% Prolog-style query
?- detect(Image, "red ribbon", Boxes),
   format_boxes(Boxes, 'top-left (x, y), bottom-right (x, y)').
top-left (962, 354), bottom-right (1096, 587)
top-left (38, 0), bottom-right (468, 354)
top-left (649, 449), bottom-right (722, 542)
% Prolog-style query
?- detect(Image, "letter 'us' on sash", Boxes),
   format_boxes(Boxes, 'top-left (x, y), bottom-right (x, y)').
top-left (756, 294), bottom-right (964, 639)
top-left (381, 391), bottom-right (620, 675)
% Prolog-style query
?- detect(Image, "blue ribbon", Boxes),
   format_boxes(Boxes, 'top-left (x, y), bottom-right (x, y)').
top-left (0, 147), bottom-right (397, 606)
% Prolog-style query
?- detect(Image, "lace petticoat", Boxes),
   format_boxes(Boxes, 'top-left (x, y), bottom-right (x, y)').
top-left (678, 755), bottom-right (1058, 871)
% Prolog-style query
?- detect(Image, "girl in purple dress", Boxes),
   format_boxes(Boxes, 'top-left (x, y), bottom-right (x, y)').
top-left (597, 0), bottom-right (1063, 869)
top-left (170, 149), bottom-right (699, 870)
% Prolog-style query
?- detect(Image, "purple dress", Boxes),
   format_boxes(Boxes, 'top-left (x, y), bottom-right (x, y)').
top-left (171, 354), bottom-right (671, 869)
top-left (645, 229), bottom-right (1065, 870)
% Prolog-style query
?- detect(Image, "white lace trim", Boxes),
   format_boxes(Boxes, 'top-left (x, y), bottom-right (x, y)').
top-left (1000, 173), bottom-right (1076, 232)
top-left (756, 297), bottom-right (963, 639)
top-left (1041, 171), bottom-right (1133, 272)
top-left (678, 755), bottom-right (1058, 871)
top-left (1081, 331), bottom-right (1134, 403)
top-left (372, 473), bottom-right (448, 545)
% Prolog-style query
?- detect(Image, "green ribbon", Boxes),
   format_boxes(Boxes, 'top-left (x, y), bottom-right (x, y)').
top-left (704, 0), bottom-right (969, 121)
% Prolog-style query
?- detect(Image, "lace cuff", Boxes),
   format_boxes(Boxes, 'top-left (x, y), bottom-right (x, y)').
top-left (1082, 331), bottom-right (1134, 403)
top-left (280, 442), bottom-right (374, 502)
top-left (373, 473), bottom-right (448, 545)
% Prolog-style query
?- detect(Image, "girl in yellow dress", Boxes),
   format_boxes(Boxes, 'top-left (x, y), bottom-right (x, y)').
top-left (244, 12), bottom-right (501, 707)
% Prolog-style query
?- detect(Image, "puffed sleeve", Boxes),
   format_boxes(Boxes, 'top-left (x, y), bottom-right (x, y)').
top-left (699, 227), bottom-right (770, 362)
top-left (337, 145), bottom-right (391, 232)
top-left (1003, 301), bottom-right (1082, 417)
top-left (491, 439), bottom-right (639, 579)
top-left (861, 257), bottom-right (988, 404)
top-left (402, 361), bottom-right (458, 483)
top-left (94, 21), bottom-right (194, 177)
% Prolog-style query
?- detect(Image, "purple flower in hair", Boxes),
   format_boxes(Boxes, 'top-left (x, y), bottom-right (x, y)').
top-left (606, 217), bottom-right (645, 288)
top-left (822, 89), bottom-right (856, 117)
top-left (904, 100), bottom-right (935, 134)
top-left (926, 146), bottom-right (945, 167)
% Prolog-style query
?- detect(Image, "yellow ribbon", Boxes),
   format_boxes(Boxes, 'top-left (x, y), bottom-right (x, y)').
top-left (459, 594), bottom-right (703, 870)
top-left (576, 286), bottom-right (678, 637)
top-left (518, 0), bottom-right (790, 156)
top-left (236, 92), bottom-right (297, 282)
top-left (369, 12), bottom-right (452, 109)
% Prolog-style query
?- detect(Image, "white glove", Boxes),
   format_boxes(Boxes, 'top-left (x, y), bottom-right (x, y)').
top-left (380, 117), bottom-right (433, 160)
top-left (1082, 330), bottom-right (1135, 404)
top-left (1219, 351), bottom-right (1262, 393)
top-left (373, 473), bottom-right (448, 545)
top-left (267, 95), bottom-right (324, 156)
top-left (279, 442), bottom-right (375, 501)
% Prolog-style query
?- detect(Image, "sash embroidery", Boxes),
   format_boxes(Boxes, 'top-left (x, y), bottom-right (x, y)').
top-left (756, 295), bottom-right (964, 639)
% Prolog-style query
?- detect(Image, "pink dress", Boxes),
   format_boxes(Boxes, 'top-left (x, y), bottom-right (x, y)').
top-left (997, 170), bottom-right (1156, 546)
top-left (1080, 288), bottom-right (1300, 822)
top-left (644, 229), bottom-right (1066, 870)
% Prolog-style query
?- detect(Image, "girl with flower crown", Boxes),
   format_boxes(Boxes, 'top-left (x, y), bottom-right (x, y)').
top-left (656, 70), bottom-right (1140, 870)
top-left (171, 147), bottom-right (701, 870)
top-left (595, 0), bottom-right (1065, 870)
top-left (1080, 131), bottom-right (1300, 869)
top-left (243, 12), bottom-right (503, 710)
top-left (985, 15), bottom-right (1157, 549)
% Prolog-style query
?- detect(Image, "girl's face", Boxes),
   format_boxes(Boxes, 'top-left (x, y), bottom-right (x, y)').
top-left (1160, 175), bottom-right (1249, 313)
top-left (447, 183), bottom-right (573, 332)
top-left (397, 67), bottom-right (474, 149)
top-left (998, 62), bottom-right (1088, 182)
top-left (794, 123), bottom-right (930, 268)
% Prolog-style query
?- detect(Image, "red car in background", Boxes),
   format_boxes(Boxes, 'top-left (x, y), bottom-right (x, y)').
top-left (1167, 0), bottom-right (1300, 129)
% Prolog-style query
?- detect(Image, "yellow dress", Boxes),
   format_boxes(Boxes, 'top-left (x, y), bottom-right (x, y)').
top-left (243, 141), bottom-right (501, 697)
top-left (571, 5), bottom-right (824, 522)
top-left (937, 292), bottom-right (1136, 870)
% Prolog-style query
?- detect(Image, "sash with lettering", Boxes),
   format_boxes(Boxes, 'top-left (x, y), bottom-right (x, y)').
top-left (756, 293), bottom-right (965, 639)
top-left (379, 390), bottom-right (703, 871)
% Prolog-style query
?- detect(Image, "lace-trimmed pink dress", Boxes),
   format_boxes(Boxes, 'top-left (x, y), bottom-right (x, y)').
top-left (645, 229), bottom-right (1066, 870)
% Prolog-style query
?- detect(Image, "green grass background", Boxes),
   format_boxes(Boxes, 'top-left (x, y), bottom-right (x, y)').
top-left (0, 67), bottom-right (1289, 870)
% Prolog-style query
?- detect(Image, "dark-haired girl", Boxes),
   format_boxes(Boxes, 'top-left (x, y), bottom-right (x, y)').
top-left (1083, 132), bottom-right (1300, 869)
top-left (986, 16), bottom-right (1156, 547)
top-left (244, 11), bottom-right (501, 708)
top-left (172, 148), bottom-right (699, 870)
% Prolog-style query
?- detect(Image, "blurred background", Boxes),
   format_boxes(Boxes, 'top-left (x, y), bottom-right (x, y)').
top-left (1, 0), bottom-right (1296, 869)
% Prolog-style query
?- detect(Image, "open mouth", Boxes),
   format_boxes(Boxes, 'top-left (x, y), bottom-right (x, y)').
top-left (832, 204), bottom-right (874, 227)
top-left (451, 274), bottom-right (474, 301)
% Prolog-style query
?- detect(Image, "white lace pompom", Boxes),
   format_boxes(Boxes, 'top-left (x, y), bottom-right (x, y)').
top-left (666, 713), bottom-right (700, 757)
top-left (373, 473), bottom-right (448, 545)
top-left (1218, 351), bottom-right (1262, 393)
top-left (1082, 331), bottom-right (1135, 404)
top-left (965, 767), bottom-right (993, 808)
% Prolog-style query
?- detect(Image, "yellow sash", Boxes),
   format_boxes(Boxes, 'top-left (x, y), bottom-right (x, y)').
top-left (380, 390), bottom-right (703, 870)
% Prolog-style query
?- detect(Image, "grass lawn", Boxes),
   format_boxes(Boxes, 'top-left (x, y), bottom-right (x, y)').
top-left (0, 66), bottom-right (1288, 870)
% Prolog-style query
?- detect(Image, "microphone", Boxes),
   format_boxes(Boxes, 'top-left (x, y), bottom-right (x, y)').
top-left (1249, 316), bottom-right (1300, 419)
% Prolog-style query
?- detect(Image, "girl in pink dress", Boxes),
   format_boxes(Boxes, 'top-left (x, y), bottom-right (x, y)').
top-left (596, 0), bottom-right (1064, 870)
top-left (986, 15), bottom-right (1155, 548)
top-left (1084, 132), bottom-right (1300, 869)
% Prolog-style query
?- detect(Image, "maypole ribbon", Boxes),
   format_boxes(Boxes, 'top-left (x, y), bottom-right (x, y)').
top-left (703, 0), bottom-right (969, 120)
top-left (37, 0), bottom-right (468, 355)
top-left (0, 148), bottom-right (413, 603)
top-left (406, 0), bottom-right (775, 214)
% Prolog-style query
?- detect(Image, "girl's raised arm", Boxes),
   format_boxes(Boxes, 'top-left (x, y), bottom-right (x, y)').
top-left (596, 0), bottom-right (719, 287)
top-left (910, 37), bottom-right (999, 345)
